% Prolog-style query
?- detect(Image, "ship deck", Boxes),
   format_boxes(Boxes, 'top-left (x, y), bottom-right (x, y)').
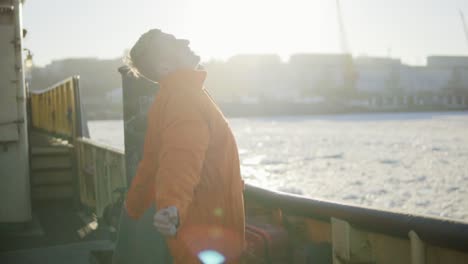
top-left (0, 191), bottom-right (114, 264)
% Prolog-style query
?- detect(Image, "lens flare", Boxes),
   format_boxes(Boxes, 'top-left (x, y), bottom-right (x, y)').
top-left (213, 207), bottom-right (223, 217)
top-left (198, 250), bottom-right (225, 264)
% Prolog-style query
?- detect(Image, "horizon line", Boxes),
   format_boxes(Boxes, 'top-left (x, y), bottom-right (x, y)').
top-left (33, 53), bottom-right (468, 68)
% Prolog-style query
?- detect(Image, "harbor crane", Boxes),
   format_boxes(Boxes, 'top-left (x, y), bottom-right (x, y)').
top-left (336, 0), bottom-right (357, 96)
top-left (336, 0), bottom-right (350, 54)
top-left (460, 9), bottom-right (468, 48)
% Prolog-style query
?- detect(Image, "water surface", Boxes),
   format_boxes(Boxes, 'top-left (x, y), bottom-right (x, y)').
top-left (88, 112), bottom-right (468, 221)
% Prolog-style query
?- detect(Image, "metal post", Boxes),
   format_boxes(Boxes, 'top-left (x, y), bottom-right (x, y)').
top-left (409, 230), bottom-right (426, 264)
top-left (0, 0), bottom-right (31, 223)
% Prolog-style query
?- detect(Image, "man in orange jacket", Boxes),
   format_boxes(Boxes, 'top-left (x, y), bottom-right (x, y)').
top-left (123, 29), bottom-right (245, 263)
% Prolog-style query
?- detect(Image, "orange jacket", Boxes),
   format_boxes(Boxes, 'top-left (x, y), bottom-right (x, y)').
top-left (126, 70), bottom-right (245, 263)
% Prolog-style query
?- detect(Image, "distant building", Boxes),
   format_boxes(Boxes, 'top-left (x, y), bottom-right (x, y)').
top-left (289, 53), bottom-right (350, 97)
top-left (208, 54), bottom-right (290, 102)
top-left (426, 56), bottom-right (468, 94)
top-left (354, 57), bottom-right (401, 94)
top-left (355, 56), bottom-right (468, 96)
top-left (427, 56), bottom-right (468, 68)
top-left (399, 66), bottom-right (452, 94)
top-left (207, 53), bottom-right (468, 106)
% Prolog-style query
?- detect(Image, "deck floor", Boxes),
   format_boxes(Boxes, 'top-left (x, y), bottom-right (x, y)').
top-left (0, 200), bottom-right (114, 264)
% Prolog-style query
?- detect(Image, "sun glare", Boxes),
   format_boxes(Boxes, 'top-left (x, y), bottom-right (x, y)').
top-left (183, 0), bottom-right (338, 61)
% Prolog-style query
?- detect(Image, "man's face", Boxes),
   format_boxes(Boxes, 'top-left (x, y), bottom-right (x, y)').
top-left (149, 31), bottom-right (200, 68)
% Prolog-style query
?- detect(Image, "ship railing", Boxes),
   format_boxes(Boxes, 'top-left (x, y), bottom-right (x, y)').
top-left (76, 137), bottom-right (126, 217)
top-left (29, 76), bottom-right (88, 139)
top-left (70, 135), bottom-right (468, 261)
top-left (245, 184), bottom-right (468, 262)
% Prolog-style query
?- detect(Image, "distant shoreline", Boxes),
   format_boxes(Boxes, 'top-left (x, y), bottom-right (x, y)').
top-left (84, 102), bottom-right (468, 121)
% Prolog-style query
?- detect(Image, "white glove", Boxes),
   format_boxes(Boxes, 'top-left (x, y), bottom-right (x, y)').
top-left (153, 206), bottom-right (179, 237)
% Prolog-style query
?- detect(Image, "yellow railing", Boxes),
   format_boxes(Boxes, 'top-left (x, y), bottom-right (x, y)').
top-left (76, 137), bottom-right (126, 217)
top-left (30, 76), bottom-right (83, 138)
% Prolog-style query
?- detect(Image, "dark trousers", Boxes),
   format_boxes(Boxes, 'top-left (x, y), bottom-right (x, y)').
top-left (112, 207), bottom-right (172, 264)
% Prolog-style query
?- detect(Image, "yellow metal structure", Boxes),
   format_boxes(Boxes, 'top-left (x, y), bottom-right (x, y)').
top-left (76, 137), bottom-right (126, 217)
top-left (30, 77), bottom-right (80, 138)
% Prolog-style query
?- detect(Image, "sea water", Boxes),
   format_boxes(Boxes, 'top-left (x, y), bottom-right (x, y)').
top-left (88, 112), bottom-right (468, 221)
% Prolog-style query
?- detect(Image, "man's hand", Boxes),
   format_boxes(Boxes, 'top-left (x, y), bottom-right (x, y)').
top-left (153, 206), bottom-right (179, 237)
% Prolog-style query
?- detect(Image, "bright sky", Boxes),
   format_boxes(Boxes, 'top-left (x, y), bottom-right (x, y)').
top-left (24, 0), bottom-right (468, 66)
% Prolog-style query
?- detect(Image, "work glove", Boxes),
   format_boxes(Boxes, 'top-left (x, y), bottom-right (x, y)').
top-left (153, 206), bottom-right (179, 237)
